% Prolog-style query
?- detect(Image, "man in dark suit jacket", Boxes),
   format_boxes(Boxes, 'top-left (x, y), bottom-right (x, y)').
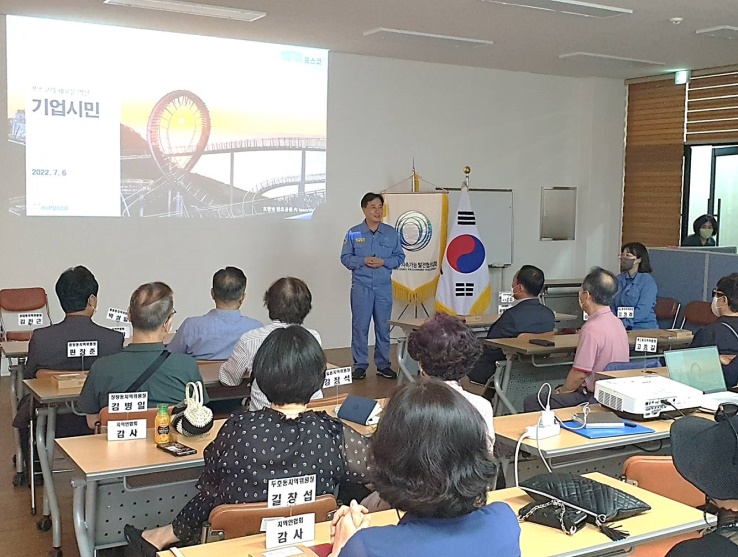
top-left (24, 266), bottom-right (124, 379)
top-left (15, 266), bottom-right (124, 441)
top-left (468, 265), bottom-right (555, 385)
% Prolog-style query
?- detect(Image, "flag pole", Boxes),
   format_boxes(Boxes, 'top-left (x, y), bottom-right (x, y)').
top-left (463, 165), bottom-right (471, 190)
top-left (412, 159), bottom-right (420, 193)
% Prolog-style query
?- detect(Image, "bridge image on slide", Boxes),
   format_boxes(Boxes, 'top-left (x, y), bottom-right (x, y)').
top-left (7, 90), bottom-right (327, 218)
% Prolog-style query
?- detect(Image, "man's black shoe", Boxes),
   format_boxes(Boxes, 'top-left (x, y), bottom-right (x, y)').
top-left (352, 368), bottom-right (367, 380)
top-left (376, 367), bottom-right (397, 380)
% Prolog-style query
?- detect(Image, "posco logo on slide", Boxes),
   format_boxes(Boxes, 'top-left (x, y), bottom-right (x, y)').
top-left (396, 211), bottom-right (433, 252)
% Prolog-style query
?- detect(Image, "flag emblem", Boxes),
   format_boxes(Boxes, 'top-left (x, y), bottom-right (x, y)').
top-left (447, 235), bottom-right (486, 274)
top-left (396, 211), bottom-right (433, 252)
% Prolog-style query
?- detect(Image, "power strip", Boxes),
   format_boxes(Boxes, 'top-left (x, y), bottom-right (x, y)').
top-left (525, 423), bottom-right (561, 440)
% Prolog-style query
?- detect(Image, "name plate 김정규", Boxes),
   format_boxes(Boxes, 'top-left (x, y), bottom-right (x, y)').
top-left (323, 366), bottom-right (352, 389)
top-left (107, 419), bottom-right (147, 441)
top-left (268, 474), bottom-right (317, 508)
top-left (106, 307), bottom-right (129, 323)
top-left (67, 340), bottom-right (98, 358)
top-left (634, 336), bottom-right (658, 353)
top-left (617, 306), bottom-right (635, 319)
top-left (18, 312), bottom-right (43, 326)
top-left (108, 392), bottom-right (148, 413)
top-left (265, 513), bottom-right (316, 550)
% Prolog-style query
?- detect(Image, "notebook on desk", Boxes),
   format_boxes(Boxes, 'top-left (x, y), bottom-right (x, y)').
top-left (664, 346), bottom-right (738, 412)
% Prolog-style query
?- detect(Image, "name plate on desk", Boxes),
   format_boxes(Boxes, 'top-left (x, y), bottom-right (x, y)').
top-left (499, 291), bottom-right (515, 304)
top-left (67, 340), bottom-right (98, 357)
top-left (110, 326), bottom-right (131, 338)
top-left (323, 367), bottom-right (352, 388)
top-left (635, 337), bottom-right (658, 353)
top-left (106, 307), bottom-right (129, 323)
top-left (265, 513), bottom-right (315, 549)
top-left (107, 419), bottom-right (147, 441)
top-left (18, 312), bottom-right (43, 326)
top-left (617, 307), bottom-right (635, 319)
top-left (108, 392), bottom-right (148, 413)
top-left (498, 304), bottom-right (512, 315)
top-left (268, 474), bottom-right (316, 508)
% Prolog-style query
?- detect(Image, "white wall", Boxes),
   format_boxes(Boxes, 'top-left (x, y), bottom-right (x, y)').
top-left (0, 31), bottom-right (626, 349)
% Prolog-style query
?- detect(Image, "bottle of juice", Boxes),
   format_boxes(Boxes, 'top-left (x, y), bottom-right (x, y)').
top-left (154, 404), bottom-right (171, 445)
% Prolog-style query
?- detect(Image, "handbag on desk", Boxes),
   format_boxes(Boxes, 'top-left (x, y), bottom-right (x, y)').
top-left (518, 473), bottom-right (651, 540)
top-left (171, 381), bottom-right (213, 436)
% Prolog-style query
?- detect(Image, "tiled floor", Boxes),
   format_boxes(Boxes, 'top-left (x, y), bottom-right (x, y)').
top-left (0, 346), bottom-right (398, 557)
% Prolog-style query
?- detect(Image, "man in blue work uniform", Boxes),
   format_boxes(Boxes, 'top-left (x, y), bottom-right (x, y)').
top-left (341, 192), bottom-right (405, 380)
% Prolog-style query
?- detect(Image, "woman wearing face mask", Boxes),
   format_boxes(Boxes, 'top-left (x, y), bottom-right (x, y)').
top-left (610, 242), bottom-right (658, 330)
top-left (683, 214), bottom-right (718, 247)
top-left (690, 274), bottom-right (738, 387)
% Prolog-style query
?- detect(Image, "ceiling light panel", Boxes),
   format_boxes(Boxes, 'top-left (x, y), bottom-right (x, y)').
top-left (696, 26), bottom-right (738, 40)
top-left (364, 28), bottom-right (494, 48)
top-left (559, 52), bottom-right (665, 68)
top-left (482, 0), bottom-right (632, 18)
top-left (103, 0), bottom-right (267, 22)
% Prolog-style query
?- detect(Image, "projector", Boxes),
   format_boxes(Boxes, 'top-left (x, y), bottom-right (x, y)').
top-left (594, 376), bottom-right (703, 420)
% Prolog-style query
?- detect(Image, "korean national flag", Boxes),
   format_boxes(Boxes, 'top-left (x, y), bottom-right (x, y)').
top-left (435, 187), bottom-right (491, 315)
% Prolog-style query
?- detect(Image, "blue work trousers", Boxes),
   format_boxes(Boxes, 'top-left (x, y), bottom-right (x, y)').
top-left (350, 283), bottom-right (392, 370)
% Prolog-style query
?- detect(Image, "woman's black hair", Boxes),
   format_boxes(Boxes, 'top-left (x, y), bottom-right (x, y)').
top-left (369, 379), bottom-right (496, 519)
top-left (693, 214), bottom-right (718, 236)
top-left (252, 326), bottom-right (326, 405)
top-left (621, 242), bottom-right (653, 273)
top-left (407, 313), bottom-right (482, 381)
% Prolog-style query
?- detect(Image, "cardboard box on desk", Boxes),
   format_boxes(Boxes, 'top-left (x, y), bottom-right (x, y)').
top-left (51, 373), bottom-right (86, 390)
top-left (666, 329), bottom-right (692, 340)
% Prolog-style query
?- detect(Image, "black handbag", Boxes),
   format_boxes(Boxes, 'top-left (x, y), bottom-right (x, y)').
top-left (519, 473), bottom-right (651, 540)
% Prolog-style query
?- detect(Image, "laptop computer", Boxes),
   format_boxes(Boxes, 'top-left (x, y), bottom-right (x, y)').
top-left (664, 346), bottom-right (738, 412)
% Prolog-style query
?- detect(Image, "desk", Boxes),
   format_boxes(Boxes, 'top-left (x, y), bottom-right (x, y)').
top-left (389, 311), bottom-right (577, 384)
top-left (596, 367), bottom-right (670, 381)
top-left (158, 472), bottom-right (713, 557)
top-left (0, 340), bottom-right (31, 483)
top-left (487, 329), bottom-right (693, 415)
top-left (493, 405), bottom-right (710, 485)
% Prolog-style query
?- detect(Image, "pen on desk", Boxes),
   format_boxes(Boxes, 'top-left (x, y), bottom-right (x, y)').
top-left (170, 547), bottom-right (185, 557)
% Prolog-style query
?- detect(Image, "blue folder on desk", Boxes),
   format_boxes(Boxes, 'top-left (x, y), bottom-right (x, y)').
top-left (560, 421), bottom-right (655, 439)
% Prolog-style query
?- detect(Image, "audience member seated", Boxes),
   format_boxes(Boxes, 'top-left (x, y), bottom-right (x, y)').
top-left (77, 282), bottom-right (207, 429)
top-left (167, 266), bottom-right (262, 360)
top-left (219, 277), bottom-right (323, 410)
top-left (329, 380), bottom-right (521, 557)
top-left (467, 265), bottom-right (555, 386)
top-left (682, 214), bottom-right (718, 247)
top-left (666, 406), bottom-right (738, 556)
top-left (690, 273), bottom-right (738, 387)
top-left (523, 267), bottom-right (629, 411)
top-left (125, 326), bottom-right (368, 556)
top-left (408, 312), bottom-right (495, 447)
top-left (611, 242), bottom-right (658, 330)
top-left (13, 266), bottom-right (124, 440)
top-left (24, 266), bottom-right (124, 379)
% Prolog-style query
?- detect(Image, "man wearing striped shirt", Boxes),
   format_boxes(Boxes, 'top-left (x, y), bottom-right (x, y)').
top-left (219, 277), bottom-right (323, 410)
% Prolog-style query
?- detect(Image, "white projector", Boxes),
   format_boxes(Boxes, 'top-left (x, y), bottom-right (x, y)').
top-left (594, 376), bottom-right (703, 420)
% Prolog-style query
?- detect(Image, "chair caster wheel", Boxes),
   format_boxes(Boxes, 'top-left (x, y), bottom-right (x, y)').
top-left (37, 516), bottom-right (52, 531)
top-left (12, 472), bottom-right (25, 487)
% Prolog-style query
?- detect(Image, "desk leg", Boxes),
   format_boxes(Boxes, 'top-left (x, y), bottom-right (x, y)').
top-left (494, 360), bottom-right (517, 415)
top-left (86, 478), bottom-right (97, 557)
top-left (36, 407), bottom-right (62, 553)
top-left (10, 359), bottom-right (25, 480)
top-left (396, 337), bottom-right (414, 385)
top-left (73, 478), bottom-right (93, 557)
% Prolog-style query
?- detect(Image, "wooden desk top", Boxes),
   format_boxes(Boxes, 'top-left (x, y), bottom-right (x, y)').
top-left (1, 332), bottom-right (176, 359)
top-left (493, 405), bottom-right (687, 458)
top-left (158, 472), bottom-right (712, 557)
top-left (596, 367), bottom-right (670, 381)
top-left (389, 311), bottom-right (577, 333)
top-left (487, 329), bottom-right (693, 356)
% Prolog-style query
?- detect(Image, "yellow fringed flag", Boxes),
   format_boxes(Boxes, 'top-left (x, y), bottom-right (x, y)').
top-left (383, 192), bottom-right (448, 304)
top-left (435, 187), bottom-right (491, 315)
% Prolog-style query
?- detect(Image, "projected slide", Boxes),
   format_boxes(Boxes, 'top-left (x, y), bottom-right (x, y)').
top-left (6, 16), bottom-right (328, 218)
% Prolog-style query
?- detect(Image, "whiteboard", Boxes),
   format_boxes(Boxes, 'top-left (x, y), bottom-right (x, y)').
top-left (442, 188), bottom-right (513, 266)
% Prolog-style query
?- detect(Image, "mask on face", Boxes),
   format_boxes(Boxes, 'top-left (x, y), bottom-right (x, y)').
top-left (578, 292), bottom-right (585, 310)
top-left (620, 259), bottom-right (635, 273)
top-left (712, 296), bottom-right (724, 317)
top-left (700, 227), bottom-right (714, 240)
